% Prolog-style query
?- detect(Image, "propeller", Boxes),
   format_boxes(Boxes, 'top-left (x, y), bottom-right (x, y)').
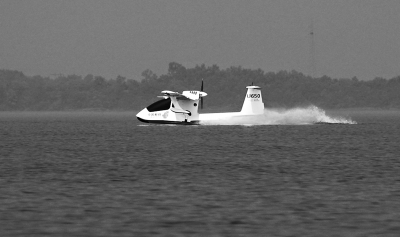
top-left (200, 79), bottom-right (204, 109)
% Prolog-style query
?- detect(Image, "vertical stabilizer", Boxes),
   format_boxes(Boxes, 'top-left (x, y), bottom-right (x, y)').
top-left (240, 86), bottom-right (264, 115)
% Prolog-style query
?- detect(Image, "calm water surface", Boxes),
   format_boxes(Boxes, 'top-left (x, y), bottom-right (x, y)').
top-left (0, 111), bottom-right (399, 236)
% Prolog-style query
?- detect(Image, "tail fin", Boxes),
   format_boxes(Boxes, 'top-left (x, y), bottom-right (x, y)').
top-left (240, 86), bottom-right (264, 115)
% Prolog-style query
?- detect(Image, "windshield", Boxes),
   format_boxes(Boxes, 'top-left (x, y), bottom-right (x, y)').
top-left (147, 98), bottom-right (171, 112)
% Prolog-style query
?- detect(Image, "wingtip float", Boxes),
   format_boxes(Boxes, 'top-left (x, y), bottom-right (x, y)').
top-left (136, 83), bottom-right (264, 125)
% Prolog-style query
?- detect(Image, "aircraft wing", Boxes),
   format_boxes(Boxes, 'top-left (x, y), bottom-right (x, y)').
top-left (160, 90), bottom-right (193, 100)
top-left (161, 90), bottom-right (181, 96)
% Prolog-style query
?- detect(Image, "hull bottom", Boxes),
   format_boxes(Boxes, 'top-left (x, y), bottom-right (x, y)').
top-left (137, 116), bottom-right (199, 125)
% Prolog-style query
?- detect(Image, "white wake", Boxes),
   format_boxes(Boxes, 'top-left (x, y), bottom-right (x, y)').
top-left (200, 106), bottom-right (357, 125)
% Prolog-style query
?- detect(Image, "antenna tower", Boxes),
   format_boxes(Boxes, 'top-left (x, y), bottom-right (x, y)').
top-left (308, 21), bottom-right (316, 78)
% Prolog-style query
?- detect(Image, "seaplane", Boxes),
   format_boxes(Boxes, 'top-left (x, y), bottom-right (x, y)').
top-left (136, 81), bottom-right (265, 125)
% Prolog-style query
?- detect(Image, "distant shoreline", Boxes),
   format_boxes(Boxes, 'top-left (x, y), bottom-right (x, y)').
top-left (1, 107), bottom-right (400, 112)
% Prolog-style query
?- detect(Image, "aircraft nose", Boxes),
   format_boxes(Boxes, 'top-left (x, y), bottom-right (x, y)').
top-left (136, 108), bottom-right (148, 121)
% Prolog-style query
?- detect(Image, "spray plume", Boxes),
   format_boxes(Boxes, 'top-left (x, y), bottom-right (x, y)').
top-left (200, 106), bottom-right (356, 125)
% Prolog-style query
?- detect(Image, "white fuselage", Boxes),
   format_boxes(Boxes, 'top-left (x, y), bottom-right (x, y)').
top-left (136, 85), bottom-right (264, 125)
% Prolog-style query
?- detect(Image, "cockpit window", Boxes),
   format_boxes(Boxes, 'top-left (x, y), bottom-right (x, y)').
top-left (147, 98), bottom-right (171, 112)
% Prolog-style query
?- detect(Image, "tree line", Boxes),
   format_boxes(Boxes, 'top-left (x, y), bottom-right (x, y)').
top-left (1, 62), bottom-right (400, 111)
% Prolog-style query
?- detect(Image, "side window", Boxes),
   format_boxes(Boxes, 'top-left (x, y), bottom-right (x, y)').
top-left (147, 98), bottom-right (171, 112)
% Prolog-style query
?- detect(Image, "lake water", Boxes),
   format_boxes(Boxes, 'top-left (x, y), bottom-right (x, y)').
top-left (1, 109), bottom-right (399, 236)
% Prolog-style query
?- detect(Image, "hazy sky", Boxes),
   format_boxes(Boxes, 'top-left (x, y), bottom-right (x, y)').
top-left (1, 0), bottom-right (400, 80)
